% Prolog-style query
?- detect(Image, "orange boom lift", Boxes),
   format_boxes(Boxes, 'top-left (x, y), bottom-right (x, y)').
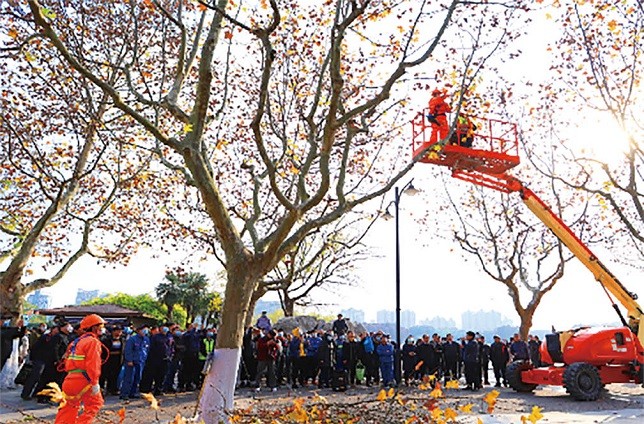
top-left (412, 108), bottom-right (644, 400)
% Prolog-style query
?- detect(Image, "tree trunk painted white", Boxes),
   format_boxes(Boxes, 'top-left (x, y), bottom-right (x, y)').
top-left (197, 348), bottom-right (240, 424)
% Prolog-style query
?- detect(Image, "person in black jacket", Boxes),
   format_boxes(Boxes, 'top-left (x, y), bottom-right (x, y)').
top-left (429, 334), bottom-right (443, 380)
top-left (343, 331), bottom-right (360, 385)
top-left (100, 325), bottom-right (125, 395)
top-left (401, 336), bottom-right (417, 386)
top-left (478, 335), bottom-right (491, 386)
top-left (1, 318), bottom-right (25, 370)
top-left (462, 331), bottom-right (479, 391)
top-left (442, 333), bottom-right (460, 383)
top-left (528, 335), bottom-right (541, 366)
top-left (36, 322), bottom-right (72, 403)
top-left (490, 335), bottom-right (509, 387)
top-left (20, 326), bottom-right (54, 400)
top-left (332, 314), bottom-right (349, 336)
top-left (317, 332), bottom-right (334, 388)
top-left (415, 334), bottom-right (434, 380)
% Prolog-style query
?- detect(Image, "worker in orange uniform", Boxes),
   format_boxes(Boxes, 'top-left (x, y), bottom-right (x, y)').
top-left (428, 88), bottom-right (452, 143)
top-left (55, 314), bottom-right (106, 424)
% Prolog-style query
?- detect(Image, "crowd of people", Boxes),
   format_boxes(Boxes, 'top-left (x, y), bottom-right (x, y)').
top-left (12, 318), bottom-right (218, 406)
top-left (6, 311), bottom-right (544, 412)
top-left (241, 313), bottom-right (543, 392)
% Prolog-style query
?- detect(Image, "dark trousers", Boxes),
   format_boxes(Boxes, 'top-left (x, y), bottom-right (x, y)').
top-left (140, 360), bottom-right (168, 394)
top-left (21, 360), bottom-right (45, 399)
top-left (364, 354), bottom-right (379, 386)
top-left (255, 360), bottom-right (276, 388)
top-left (318, 366), bottom-right (331, 388)
top-left (164, 357), bottom-right (181, 391)
top-left (481, 360), bottom-right (490, 383)
top-left (101, 356), bottom-right (122, 394)
top-left (492, 362), bottom-right (507, 385)
top-left (443, 359), bottom-right (458, 382)
top-left (120, 362), bottom-right (142, 399)
top-left (179, 352), bottom-right (200, 390)
top-left (290, 357), bottom-right (304, 387)
top-left (36, 365), bottom-right (64, 401)
top-left (347, 361), bottom-right (358, 384)
top-left (464, 361), bottom-right (478, 389)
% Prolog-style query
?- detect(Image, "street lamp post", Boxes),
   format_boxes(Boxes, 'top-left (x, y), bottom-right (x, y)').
top-left (383, 179), bottom-right (418, 384)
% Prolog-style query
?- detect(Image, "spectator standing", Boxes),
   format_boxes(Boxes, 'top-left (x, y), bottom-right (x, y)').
top-left (20, 326), bottom-right (55, 400)
top-left (528, 335), bottom-right (541, 366)
top-left (255, 312), bottom-right (272, 333)
top-left (490, 335), bottom-right (509, 387)
top-left (100, 325), bottom-right (125, 396)
top-left (510, 333), bottom-right (530, 362)
top-left (36, 321), bottom-right (72, 404)
top-left (180, 323), bottom-right (202, 391)
top-left (462, 331), bottom-right (479, 391)
top-left (376, 335), bottom-right (395, 387)
top-left (255, 330), bottom-right (278, 392)
top-left (344, 331), bottom-right (360, 386)
top-left (478, 335), bottom-right (491, 386)
top-left (332, 314), bottom-right (348, 336)
top-left (442, 333), bottom-right (460, 383)
top-left (401, 336), bottom-right (417, 386)
top-left (198, 329), bottom-right (216, 386)
top-left (317, 332), bottom-right (334, 388)
top-left (120, 325), bottom-right (150, 401)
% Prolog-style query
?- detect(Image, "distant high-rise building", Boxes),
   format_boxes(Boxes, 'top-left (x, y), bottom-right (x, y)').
top-left (75, 289), bottom-right (104, 305)
top-left (419, 316), bottom-right (457, 330)
top-left (461, 310), bottom-right (512, 332)
top-left (340, 308), bottom-right (365, 323)
top-left (401, 310), bottom-right (416, 328)
top-left (376, 310), bottom-right (396, 324)
top-left (26, 289), bottom-right (51, 310)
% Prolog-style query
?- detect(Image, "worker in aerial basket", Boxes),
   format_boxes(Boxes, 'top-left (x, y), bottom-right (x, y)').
top-left (427, 88), bottom-right (452, 144)
top-left (55, 314), bottom-right (107, 424)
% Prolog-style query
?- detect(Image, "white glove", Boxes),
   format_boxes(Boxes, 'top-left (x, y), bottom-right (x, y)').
top-left (91, 384), bottom-right (100, 395)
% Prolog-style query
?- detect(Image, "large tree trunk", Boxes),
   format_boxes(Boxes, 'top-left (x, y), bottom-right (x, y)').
top-left (245, 285), bottom-right (267, 328)
top-left (0, 279), bottom-right (23, 322)
top-left (197, 265), bottom-right (258, 423)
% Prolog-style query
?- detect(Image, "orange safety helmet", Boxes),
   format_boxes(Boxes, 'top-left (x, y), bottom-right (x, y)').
top-left (80, 314), bottom-right (106, 330)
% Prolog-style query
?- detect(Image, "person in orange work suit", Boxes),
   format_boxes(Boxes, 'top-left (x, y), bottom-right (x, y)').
top-left (55, 314), bottom-right (107, 424)
top-left (428, 89), bottom-right (452, 143)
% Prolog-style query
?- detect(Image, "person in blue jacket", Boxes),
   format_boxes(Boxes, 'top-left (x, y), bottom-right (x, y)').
top-left (120, 325), bottom-right (150, 401)
top-left (305, 331), bottom-right (322, 385)
top-left (376, 335), bottom-right (395, 387)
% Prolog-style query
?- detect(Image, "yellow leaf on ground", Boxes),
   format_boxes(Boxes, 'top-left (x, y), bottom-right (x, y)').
top-left (429, 382), bottom-right (443, 399)
top-left (444, 407), bottom-right (458, 422)
top-left (118, 407), bottom-right (126, 424)
top-left (527, 405), bottom-right (544, 423)
top-left (459, 403), bottom-right (474, 413)
top-left (141, 392), bottom-right (159, 410)
top-left (387, 387), bottom-right (395, 398)
top-left (36, 382), bottom-right (66, 408)
top-left (376, 389), bottom-right (387, 401)
top-left (445, 380), bottom-right (459, 389)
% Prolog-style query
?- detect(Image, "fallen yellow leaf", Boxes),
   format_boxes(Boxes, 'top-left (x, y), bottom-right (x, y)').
top-left (459, 403), bottom-right (474, 413)
top-left (445, 379), bottom-right (460, 389)
top-left (376, 389), bottom-right (387, 401)
top-left (387, 387), bottom-right (395, 398)
top-left (444, 407), bottom-right (458, 422)
top-left (141, 392), bottom-right (159, 410)
top-left (527, 405), bottom-right (544, 423)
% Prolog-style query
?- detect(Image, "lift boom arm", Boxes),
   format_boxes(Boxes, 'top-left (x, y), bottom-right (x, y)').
top-left (453, 170), bottom-right (644, 345)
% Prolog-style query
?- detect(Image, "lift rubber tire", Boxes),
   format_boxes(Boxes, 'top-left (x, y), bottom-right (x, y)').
top-left (507, 361), bottom-right (537, 393)
top-left (563, 362), bottom-right (602, 401)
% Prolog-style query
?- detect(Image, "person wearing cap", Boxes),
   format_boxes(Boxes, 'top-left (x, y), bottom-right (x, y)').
top-left (490, 335), bottom-right (509, 387)
top-left (119, 324), bottom-right (150, 401)
top-left (427, 88), bottom-right (452, 144)
top-left (54, 313), bottom-right (106, 424)
top-left (462, 331), bottom-right (479, 391)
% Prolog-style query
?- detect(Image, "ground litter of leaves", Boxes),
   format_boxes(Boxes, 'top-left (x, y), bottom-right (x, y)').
top-left (5, 382), bottom-right (643, 423)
